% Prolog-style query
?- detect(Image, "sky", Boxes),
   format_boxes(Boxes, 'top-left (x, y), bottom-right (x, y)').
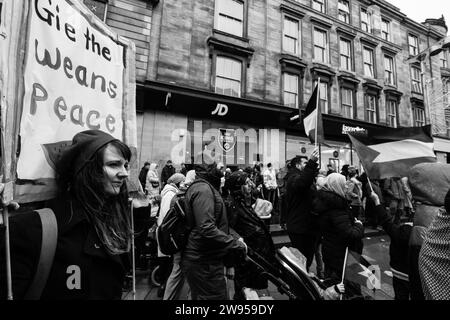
top-left (387, 0), bottom-right (450, 27)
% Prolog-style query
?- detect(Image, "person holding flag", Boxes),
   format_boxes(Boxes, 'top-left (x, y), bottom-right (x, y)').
top-left (312, 173), bottom-right (364, 284)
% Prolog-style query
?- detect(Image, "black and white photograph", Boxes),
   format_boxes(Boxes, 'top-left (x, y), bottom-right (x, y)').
top-left (1, 0), bottom-right (450, 312)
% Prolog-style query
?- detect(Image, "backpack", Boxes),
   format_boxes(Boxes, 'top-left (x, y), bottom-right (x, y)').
top-left (156, 180), bottom-right (220, 255)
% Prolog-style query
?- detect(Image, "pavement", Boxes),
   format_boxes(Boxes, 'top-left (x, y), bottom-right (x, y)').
top-left (123, 224), bottom-right (393, 300)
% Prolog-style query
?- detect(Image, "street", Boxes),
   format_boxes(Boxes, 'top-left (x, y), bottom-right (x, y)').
top-left (123, 227), bottom-right (394, 301)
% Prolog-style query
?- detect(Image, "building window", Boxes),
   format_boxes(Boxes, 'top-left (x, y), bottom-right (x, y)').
top-left (215, 56), bottom-right (242, 97)
top-left (315, 81), bottom-right (329, 114)
top-left (313, 28), bottom-right (328, 63)
top-left (283, 16), bottom-right (301, 55)
top-left (408, 34), bottom-right (419, 56)
top-left (411, 66), bottom-right (423, 93)
top-left (341, 87), bottom-right (354, 119)
top-left (361, 8), bottom-right (372, 33)
top-left (312, 0), bottom-right (325, 13)
top-left (443, 80), bottom-right (449, 105)
top-left (338, 0), bottom-right (350, 23)
top-left (413, 107), bottom-right (425, 126)
top-left (283, 73), bottom-right (299, 108)
top-left (365, 94), bottom-right (377, 123)
top-left (381, 19), bottom-right (391, 41)
top-left (387, 100), bottom-right (398, 128)
top-left (446, 108), bottom-right (450, 137)
top-left (363, 47), bottom-right (374, 78)
top-left (339, 38), bottom-right (352, 71)
top-left (441, 50), bottom-right (449, 68)
top-left (215, 0), bottom-right (244, 37)
top-left (384, 55), bottom-right (395, 86)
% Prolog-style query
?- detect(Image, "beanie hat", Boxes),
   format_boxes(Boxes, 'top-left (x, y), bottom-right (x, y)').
top-left (225, 171), bottom-right (248, 193)
top-left (57, 130), bottom-right (119, 179)
top-left (167, 173), bottom-right (185, 186)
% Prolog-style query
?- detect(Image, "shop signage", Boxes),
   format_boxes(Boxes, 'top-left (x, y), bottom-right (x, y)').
top-left (341, 124), bottom-right (368, 136)
top-left (218, 128), bottom-right (236, 152)
top-left (211, 103), bottom-right (229, 116)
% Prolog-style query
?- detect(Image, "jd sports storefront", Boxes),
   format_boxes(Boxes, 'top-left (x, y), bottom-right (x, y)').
top-left (136, 81), bottom-right (386, 173)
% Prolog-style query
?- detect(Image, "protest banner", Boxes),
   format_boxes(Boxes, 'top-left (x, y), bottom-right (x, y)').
top-left (1, 0), bottom-right (137, 203)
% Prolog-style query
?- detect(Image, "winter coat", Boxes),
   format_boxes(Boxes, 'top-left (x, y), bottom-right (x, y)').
top-left (0, 196), bottom-right (127, 300)
top-left (183, 178), bottom-right (245, 263)
top-left (145, 170), bottom-right (160, 197)
top-left (419, 208), bottom-right (450, 300)
top-left (284, 160), bottom-right (319, 235)
top-left (312, 190), bottom-right (364, 276)
top-left (161, 165), bottom-right (176, 186)
top-left (345, 177), bottom-right (362, 207)
top-left (263, 168), bottom-right (277, 190)
top-left (225, 195), bottom-right (277, 290)
top-left (374, 205), bottom-right (411, 281)
top-left (157, 183), bottom-right (179, 257)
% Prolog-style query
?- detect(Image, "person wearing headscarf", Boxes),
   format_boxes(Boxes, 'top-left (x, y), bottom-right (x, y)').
top-left (145, 163), bottom-right (160, 197)
top-left (163, 170), bottom-right (195, 301)
top-left (224, 171), bottom-right (277, 300)
top-left (156, 173), bottom-right (186, 297)
top-left (312, 173), bottom-right (364, 283)
top-left (0, 130), bottom-right (134, 299)
top-left (418, 189), bottom-right (450, 300)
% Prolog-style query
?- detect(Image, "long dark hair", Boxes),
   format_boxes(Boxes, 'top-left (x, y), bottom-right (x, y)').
top-left (69, 140), bottom-right (132, 255)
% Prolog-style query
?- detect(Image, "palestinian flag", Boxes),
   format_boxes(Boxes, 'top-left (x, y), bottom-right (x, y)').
top-left (302, 84), bottom-right (324, 144)
top-left (347, 125), bottom-right (436, 179)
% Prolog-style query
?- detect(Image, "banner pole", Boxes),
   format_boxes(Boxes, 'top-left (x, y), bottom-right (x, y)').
top-left (315, 78), bottom-right (321, 148)
top-left (340, 246), bottom-right (349, 300)
top-left (129, 199), bottom-right (136, 300)
top-left (2, 206), bottom-right (13, 300)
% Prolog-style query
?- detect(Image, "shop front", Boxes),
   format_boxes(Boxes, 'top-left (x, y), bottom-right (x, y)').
top-left (136, 81), bottom-right (292, 171)
top-left (136, 80), bottom-right (389, 175)
top-left (285, 114), bottom-right (387, 174)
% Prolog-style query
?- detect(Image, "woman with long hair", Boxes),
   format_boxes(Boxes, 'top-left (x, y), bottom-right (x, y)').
top-left (1, 130), bottom-right (134, 299)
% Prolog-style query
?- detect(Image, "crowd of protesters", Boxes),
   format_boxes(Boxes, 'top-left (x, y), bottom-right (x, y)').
top-left (1, 130), bottom-right (450, 300)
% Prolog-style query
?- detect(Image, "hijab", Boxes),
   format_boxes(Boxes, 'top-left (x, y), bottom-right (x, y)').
top-left (324, 173), bottom-right (347, 199)
top-left (149, 163), bottom-right (158, 176)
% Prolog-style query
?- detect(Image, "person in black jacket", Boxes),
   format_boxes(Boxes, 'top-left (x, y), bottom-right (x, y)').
top-left (1, 130), bottom-right (141, 300)
top-left (312, 173), bottom-right (364, 283)
top-left (138, 161), bottom-right (150, 192)
top-left (160, 160), bottom-right (176, 188)
top-left (284, 148), bottom-right (319, 270)
top-left (369, 191), bottom-right (412, 300)
top-left (224, 171), bottom-right (277, 300)
top-left (181, 154), bottom-right (247, 300)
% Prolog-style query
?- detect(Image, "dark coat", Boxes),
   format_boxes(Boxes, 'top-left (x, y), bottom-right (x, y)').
top-left (183, 179), bottom-right (245, 263)
top-left (0, 196), bottom-right (127, 300)
top-left (225, 196), bottom-right (276, 289)
top-left (284, 160), bottom-right (319, 235)
top-left (374, 205), bottom-right (411, 277)
top-left (161, 165), bottom-right (176, 185)
top-left (313, 190), bottom-right (364, 276)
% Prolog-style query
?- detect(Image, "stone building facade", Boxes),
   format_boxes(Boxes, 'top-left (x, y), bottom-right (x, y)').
top-left (83, 0), bottom-right (450, 169)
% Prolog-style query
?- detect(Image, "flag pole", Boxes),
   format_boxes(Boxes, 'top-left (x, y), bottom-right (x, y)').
top-left (315, 77), bottom-right (321, 148)
top-left (129, 199), bottom-right (136, 300)
top-left (340, 246), bottom-right (349, 300)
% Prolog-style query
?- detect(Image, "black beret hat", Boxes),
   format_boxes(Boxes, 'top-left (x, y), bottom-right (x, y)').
top-left (57, 130), bottom-right (119, 179)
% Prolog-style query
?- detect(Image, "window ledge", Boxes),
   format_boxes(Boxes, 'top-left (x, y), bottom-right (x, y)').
top-left (280, 54), bottom-right (307, 70)
top-left (207, 35), bottom-right (254, 65)
top-left (212, 29), bottom-right (250, 44)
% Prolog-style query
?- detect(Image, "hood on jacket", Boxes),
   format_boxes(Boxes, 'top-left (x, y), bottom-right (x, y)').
top-left (193, 152), bottom-right (223, 191)
top-left (161, 183), bottom-right (179, 198)
top-left (312, 189), bottom-right (348, 215)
